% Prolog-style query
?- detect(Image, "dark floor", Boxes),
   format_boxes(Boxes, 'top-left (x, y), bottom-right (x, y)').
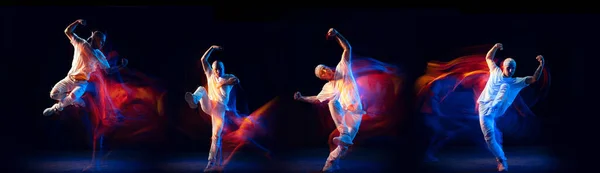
top-left (19, 148), bottom-right (396, 173)
top-left (18, 146), bottom-right (567, 173)
top-left (422, 146), bottom-right (569, 173)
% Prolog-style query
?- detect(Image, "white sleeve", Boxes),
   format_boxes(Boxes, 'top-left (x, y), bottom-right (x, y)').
top-left (316, 82), bottom-right (335, 102)
top-left (69, 33), bottom-right (86, 46)
top-left (513, 77), bottom-right (529, 89)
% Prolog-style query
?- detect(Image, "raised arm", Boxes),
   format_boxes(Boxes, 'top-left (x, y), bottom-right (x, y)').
top-left (525, 55), bottom-right (545, 84)
top-left (200, 45), bottom-right (222, 76)
top-left (327, 28), bottom-right (352, 62)
top-left (485, 43), bottom-right (503, 70)
top-left (65, 19), bottom-right (86, 42)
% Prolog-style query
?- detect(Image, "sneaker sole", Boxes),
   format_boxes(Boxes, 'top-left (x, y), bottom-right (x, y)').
top-left (185, 93), bottom-right (198, 109)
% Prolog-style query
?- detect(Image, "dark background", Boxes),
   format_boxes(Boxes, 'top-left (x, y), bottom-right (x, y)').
top-left (3, 6), bottom-right (587, 172)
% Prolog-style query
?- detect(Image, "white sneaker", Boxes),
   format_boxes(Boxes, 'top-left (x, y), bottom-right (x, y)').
top-left (184, 92), bottom-right (198, 109)
top-left (43, 107), bottom-right (57, 116)
top-left (497, 159), bottom-right (508, 172)
top-left (321, 159), bottom-right (340, 172)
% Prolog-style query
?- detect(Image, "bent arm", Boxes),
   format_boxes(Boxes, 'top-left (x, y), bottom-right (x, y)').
top-left (333, 31), bottom-right (352, 62)
top-left (485, 45), bottom-right (500, 70)
top-left (201, 47), bottom-right (216, 76)
top-left (221, 75), bottom-right (240, 86)
top-left (64, 20), bottom-right (83, 42)
top-left (525, 63), bottom-right (544, 84)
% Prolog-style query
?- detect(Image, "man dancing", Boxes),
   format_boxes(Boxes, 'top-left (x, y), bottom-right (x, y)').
top-left (184, 45), bottom-right (239, 172)
top-left (478, 43), bottom-right (544, 172)
top-left (44, 19), bottom-right (122, 116)
top-left (294, 28), bottom-right (365, 172)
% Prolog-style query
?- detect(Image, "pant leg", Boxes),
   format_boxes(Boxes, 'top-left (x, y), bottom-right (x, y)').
top-left (479, 105), bottom-right (507, 161)
top-left (49, 77), bottom-right (71, 101)
top-left (326, 144), bottom-right (349, 161)
top-left (208, 104), bottom-right (226, 163)
top-left (193, 86), bottom-right (212, 114)
top-left (328, 100), bottom-right (348, 137)
top-left (344, 112), bottom-right (362, 142)
top-left (60, 81), bottom-right (88, 108)
top-left (49, 77), bottom-right (88, 111)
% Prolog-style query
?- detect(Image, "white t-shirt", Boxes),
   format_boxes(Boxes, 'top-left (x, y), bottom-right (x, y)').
top-left (477, 67), bottom-right (529, 116)
top-left (206, 72), bottom-right (237, 110)
top-left (316, 59), bottom-right (364, 114)
top-left (67, 34), bottom-right (110, 81)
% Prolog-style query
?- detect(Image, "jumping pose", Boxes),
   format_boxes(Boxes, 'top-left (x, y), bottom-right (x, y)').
top-left (44, 19), bottom-right (122, 116)
top-left (294, 28), bottom-right (365, 172)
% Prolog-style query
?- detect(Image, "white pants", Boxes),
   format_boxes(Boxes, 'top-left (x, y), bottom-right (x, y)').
top-left (192, 86), bottom-right (226, 163)
top-left (478, 104), bottom-right (507, 161)
top-left (326, 100), bottom-right (363, 161)
top-left (49, 76), bottom-right (88, 111)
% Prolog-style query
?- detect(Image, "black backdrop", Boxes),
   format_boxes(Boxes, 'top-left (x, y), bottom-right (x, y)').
top-left (3, 7), bottom-right (588, 171)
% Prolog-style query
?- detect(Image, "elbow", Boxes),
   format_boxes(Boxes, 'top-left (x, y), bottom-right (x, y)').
top-left (64, 30), bottom-right (72, 36)
top-left (344, 45), bottom-right (352, 52)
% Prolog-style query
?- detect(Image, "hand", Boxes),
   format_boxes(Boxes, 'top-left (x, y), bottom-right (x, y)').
top-left (494, 43), bottom-right (503, 50)
top-left (211, 45), bottom-right (223, 51)
top-left (76, 19), bottom-right (86, 26)
top-left (536, 55), bottom-right (544, 65)
top-left (121, 58), bottom-right (129, 67)
top-left (326, 28), bottom-right (338, 39)
top-left (293, 92), bottom-right (303, 100)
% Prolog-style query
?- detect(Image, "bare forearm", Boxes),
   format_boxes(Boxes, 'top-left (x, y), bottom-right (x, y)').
top-left (301, 96), bottom-right (320, 104)
top-left (532, 64), bottom-right (544, 82)
top-left (334, 33), bottom-right (352, 62)
top-left (64, 21), bottom-right (80, 35)
top-left (334, 33), bottom-right (352, 51)
top-left (201, 47), bottom-right (215, 72)
top-left (486, 46), bottom-right (499, 60)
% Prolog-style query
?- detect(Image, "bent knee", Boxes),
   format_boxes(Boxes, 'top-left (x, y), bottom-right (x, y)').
top-left (49, 91), bottom-right (62, 100)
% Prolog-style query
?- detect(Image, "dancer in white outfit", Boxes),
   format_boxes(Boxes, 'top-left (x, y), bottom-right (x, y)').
top-left (294, 28), bottom-right (365, 172)
top-left (477, 43), bottom-right (545, 172)
top-left (44, 19), bottom-right (122, 117)
top-left (184, 45), bottom-right (239, 172)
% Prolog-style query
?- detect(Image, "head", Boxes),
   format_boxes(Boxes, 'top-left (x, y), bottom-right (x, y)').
top-left (88, 31), bottom-right (106, 49)
top-left (502, 58), bottom-right (517, 77)
top-left (212, 60), bottom-right (225, 77)
top-left (315, 64), bottom-right (335, 81)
